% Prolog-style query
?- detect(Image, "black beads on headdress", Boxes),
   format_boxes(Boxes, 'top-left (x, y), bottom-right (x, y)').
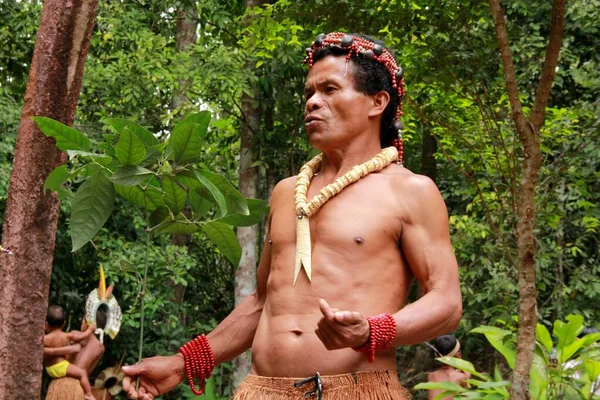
top-left (304, 32), bottom-right (407, 165)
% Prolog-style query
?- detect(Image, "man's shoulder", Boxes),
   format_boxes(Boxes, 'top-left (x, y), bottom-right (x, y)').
top-left (271, 176), bottom-right (297, 199)
top-left (381, 166), bottom-right (441, 200)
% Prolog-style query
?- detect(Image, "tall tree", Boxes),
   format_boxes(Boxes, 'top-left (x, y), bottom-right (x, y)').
top-left (0, 0), bottom-right (98, 398)
top-left (488, 0), bottom-right (566, 397)
top-left (231, 0), bottom-right (267, 390)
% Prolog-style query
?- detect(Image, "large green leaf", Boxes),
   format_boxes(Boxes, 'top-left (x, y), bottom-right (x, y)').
top-left (141, 142), bottom-right (167, 167)
top-left (44, 165), bottom-right (70, 193)
top-left (178, 111), bottom-right (211, 129)
top-left (191, 170), bottom-right (227, 216)
top-left (70, 172), bottom-right (115, 251)
top-left (115, 184), bottom-right (165, 211)
top-left (536, 324), bottom-right (554, 354)
top-left (554, 314), bottom-right (584, 363)
top-left (437, 357), bottom-right (486, 380)
top-left (202, 222), bottom-right (242, 266)
top-left (67, 150), bottom-right (113, 166)
top-left (162, 175), bottom-right (187, 214)
top-left (188, 191), bottom-right (214, 219)
top-left (156, 215), bottom-right (199, 235)
top-left (115, 128), bottom-right (146, 166)
top-left (584, 359), bottom-right (600, 383)
top-left (103, 118), bottom-right (159, 147)
top-left (471, 326), bottom-right (516, 368)
top-left (414, 381), bottom-right (467, 393)
top-left (220, 199), bottom-right (269, 227)
top-left (195, 169), bottom-right (248, 216)
top-left (169, 122), bottom-right (206, 164)
top-left (109, 166), bottom-right (153, 186)
top-left (149, 206), bottom-right (170, 228)
top-left (32, 116), bottom-right (91, 151)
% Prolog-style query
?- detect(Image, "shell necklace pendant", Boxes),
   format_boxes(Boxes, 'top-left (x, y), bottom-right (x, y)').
top-left (293, 147), bottom-right (398, 284)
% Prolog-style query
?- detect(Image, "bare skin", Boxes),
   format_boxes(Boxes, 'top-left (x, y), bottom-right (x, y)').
top-left (70, 320), bottom-right (105, 375)
top-left (427, 366), bottom-right (471, 399)
top-left (46, 320), bottom-right (107, 400)
top-left (44, 322), bottom-right (96, 400)
top-left (123, 55), bottom-right (462, 399)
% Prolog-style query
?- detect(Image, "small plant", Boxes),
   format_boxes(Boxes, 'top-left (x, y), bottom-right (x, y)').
top-left (415, 315), bottom-right (600, 399)
top-left (34, 112), bottom-right (268, 371)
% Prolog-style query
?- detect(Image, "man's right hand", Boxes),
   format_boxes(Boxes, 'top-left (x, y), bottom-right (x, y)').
top-left (122, 354), bottom-right (185, 400)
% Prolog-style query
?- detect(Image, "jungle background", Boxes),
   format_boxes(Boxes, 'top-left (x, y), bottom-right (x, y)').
top-left (0, 0), bottom-right (598, 398)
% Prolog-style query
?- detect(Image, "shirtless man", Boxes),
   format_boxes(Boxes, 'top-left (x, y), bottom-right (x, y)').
top-left (427, 335), bottom-right (471, 400)
top-left (122, 32), bottom-right (462, 399)
top-left (43, 305), bottom-right (96, 400)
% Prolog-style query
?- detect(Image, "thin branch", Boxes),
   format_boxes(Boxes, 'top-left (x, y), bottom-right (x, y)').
top-left (529, 0), bottom-right (567, 129)
top-left (489, 0), bottom-right (529, 139)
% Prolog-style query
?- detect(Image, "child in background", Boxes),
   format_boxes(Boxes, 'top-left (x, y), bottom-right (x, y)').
top-left (43, 305), bottom-right (96, 400)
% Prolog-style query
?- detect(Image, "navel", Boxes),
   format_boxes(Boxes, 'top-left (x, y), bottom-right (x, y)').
top-left (268, 239), bottom-right (273, 245)
top-left (354, 237), bottom-right (365, 245)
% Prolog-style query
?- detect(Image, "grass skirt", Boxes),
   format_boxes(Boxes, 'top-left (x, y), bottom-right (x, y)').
top-left (232, 370), bottom-right (411, 399)
top-left (45, 377), bottom-right (84, 400)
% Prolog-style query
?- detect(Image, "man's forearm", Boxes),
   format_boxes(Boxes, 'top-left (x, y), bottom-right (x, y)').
top-left (392, 290), bottom-right (462, 346)
top-left (205, 291), bottom-right (264, 365)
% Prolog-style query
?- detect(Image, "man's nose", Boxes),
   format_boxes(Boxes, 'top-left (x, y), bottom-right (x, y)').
top-left (305, 94), bottom-right (322, 112)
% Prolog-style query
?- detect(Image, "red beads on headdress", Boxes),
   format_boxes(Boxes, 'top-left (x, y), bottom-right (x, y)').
top-left (304, 32), bottom-right (406, 165)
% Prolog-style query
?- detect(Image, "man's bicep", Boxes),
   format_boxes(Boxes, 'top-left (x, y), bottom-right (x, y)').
top-left (400, 177), bottom-right (458, 292)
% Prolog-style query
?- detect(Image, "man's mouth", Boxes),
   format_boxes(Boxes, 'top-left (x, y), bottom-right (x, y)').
top-left (304, 115), bottom-right (323, 129)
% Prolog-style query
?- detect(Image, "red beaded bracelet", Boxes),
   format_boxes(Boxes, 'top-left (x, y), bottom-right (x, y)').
top-left (353, 313), bottom-right (397, 363)
top-left (179, 334), bottom-right (215, 395)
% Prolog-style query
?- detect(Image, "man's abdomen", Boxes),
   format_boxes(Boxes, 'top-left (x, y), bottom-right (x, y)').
top-left (251, 310), bottom-right (396, 377)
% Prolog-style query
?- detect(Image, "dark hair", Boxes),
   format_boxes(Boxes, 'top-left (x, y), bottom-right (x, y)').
top-left (312, 34), bottom-right (400, 148)
top-left (433, 334), bottom-right (458, 356)
top-left (46, 305), bottom-right (66, 328)
top-left (96, 306), bottom-right (108, 330)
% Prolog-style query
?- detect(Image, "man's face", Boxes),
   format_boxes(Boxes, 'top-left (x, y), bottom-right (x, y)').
top-left (303, 56), bottom-right (373, 149)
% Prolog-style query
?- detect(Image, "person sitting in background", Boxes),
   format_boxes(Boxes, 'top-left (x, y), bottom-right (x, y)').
top-left (427, 334), bottom-right (471, 400)
top-left (44, 309), bottom-right (109, 400)
top-left (43, 305), bottom-right (96, 400)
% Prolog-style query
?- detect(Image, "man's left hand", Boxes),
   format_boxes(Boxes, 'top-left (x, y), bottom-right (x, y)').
top-left (315, 299), bottom-right (370, 350)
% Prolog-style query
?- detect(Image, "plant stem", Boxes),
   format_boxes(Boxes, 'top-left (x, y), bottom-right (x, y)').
top-left (136, 200), bottom-right (151, 390)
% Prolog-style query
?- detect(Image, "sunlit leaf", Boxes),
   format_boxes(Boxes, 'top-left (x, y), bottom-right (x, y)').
top-left (32, 116), bottom-right (91, 151)
top-left (103, 118), bottom-right (159, 147)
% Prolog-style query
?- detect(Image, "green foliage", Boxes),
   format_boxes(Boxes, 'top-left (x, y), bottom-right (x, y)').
top-left (34, 113), bottom-right (267, 262)
top-left (416, 316), bottom-right (600, 399)
top-left (2, 0), bottom-right (598, 397)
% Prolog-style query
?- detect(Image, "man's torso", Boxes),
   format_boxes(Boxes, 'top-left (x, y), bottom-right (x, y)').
top-left (252, 165), bottom-right (415, 377)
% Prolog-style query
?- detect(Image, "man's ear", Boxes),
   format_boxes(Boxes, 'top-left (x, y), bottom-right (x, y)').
top-left (368, 90), bottom-right (390, 118)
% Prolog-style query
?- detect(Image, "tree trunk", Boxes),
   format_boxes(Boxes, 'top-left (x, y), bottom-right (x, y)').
top-left (0, 1), bottom-right (98, 398)
top-left (489, 0), bottom-right (565, 397)
top-left (231, 86), bottom-right (261, 390)
top-left (231, 0), bottom-right (267, 390)
top-left (171, 4), bottom-right (198, 114)
top-left (170, 2), bottom-right (197, 325)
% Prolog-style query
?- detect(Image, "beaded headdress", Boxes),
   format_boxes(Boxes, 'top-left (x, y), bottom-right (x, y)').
top-left (304, 32), bottom-right (406, 165)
